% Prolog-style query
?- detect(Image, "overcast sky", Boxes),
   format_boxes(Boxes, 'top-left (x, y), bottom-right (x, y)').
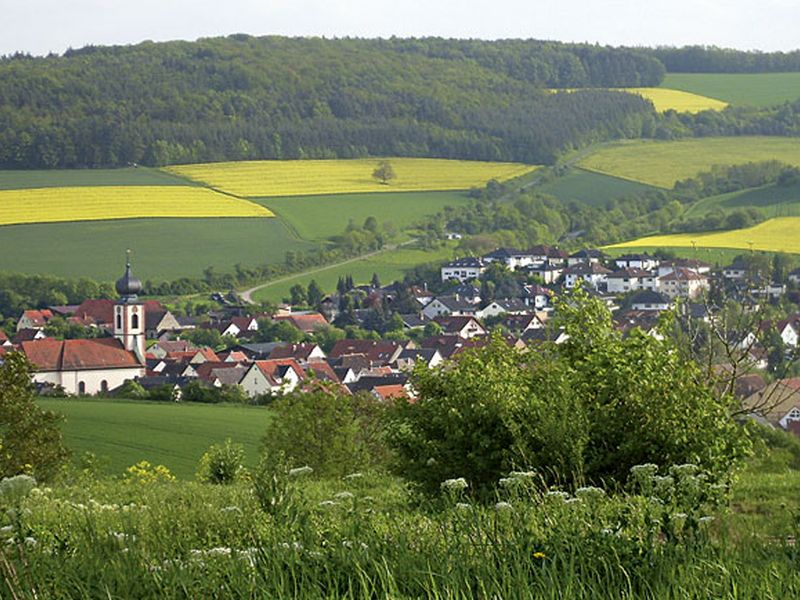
top-left (2, 0), bottom-right (798, 56)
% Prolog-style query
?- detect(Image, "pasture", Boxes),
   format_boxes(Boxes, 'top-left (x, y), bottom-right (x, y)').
top-left (663, 72), bottom-right (800, 107)
top-left (683, 181), bottom-right (800, 219)
top-left (0, 167), bottom-right (195, 190)
top-left (260, 190), bottom-right (470, 241)
top-left (536, 168), bottom-right (656, 206)
top-left (608, 217), bottom-right (800, 255)
top-left (0, 186), bottom-right (272, 226)
top-left (0, 218), bottom-right (314, 280)
top-left (167, 158), bottom-right (538, 198)
top-left (37, 398), bottom-right (273, 479)
top-left (579, 137), bottom-right (800, 188)
top-left (251, 244), bottom-right (456, 303)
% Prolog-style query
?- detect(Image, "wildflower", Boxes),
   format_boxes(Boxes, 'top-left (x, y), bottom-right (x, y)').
top-left (440, 478), bottom-right (468, 493)
top-left (0, 475), bottom-right (37, 503)
top-left (498, 478), bottom-right (517, 488)
top-left (334, 491), bottom-right (354, 500)
top-left (344, 472), bottom-right (363, 480)
top-left (575, 486), bottom-right (606, 501)
top-left (220, 506), bottom-right (242, 514)
top-left (206, 547), bottom-right (232, 556)
top-left (495, 501), bottom-right (512, 511)
top-left (455, 502), bottom-right (471, 511)
top-left (565, 498), bottom-right (581, 505)
top-left (601, 528), bottom-right (614, 536)
top-left (319, 500), bottom-right (336, 507)
top-left (698, 516), bottom-right (715, 525)
top-left (509, 471), bottom-right (536, 480)
top-left (630, 464), bottom-right (658, 476)
top-left (533, 551), bottom-right (546, 559)
top-left (669, 463), bottom-right (699, 478)
top-left (288, 466), bottom-right (313, 478)
top-left (545, 491), bottom-right (570, 502)
top-left (672, 512), bottom-right (688, 521)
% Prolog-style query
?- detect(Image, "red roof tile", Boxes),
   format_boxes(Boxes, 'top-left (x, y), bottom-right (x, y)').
top-left (21, 338), bottom-right (142, 371)
top-left (74, 299), bottom-right (115, 326)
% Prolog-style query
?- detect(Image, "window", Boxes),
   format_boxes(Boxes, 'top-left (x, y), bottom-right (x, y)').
top-left (78, 381), bottom-right (86, 395)
top-left (131, 313), bottom-right (139, 329)
top-left (116, 314), bottom-right (122, 329)
top-left (786, 407), bottom-right (800, 422)
top-left (101, 380), bottom-right (108, 393)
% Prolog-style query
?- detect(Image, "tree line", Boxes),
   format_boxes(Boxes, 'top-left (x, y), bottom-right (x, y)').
top-left (645, 46), bottom-right (800, 73)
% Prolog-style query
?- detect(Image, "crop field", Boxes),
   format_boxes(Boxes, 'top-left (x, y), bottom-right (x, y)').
top-left (619, 87), bottom-right (728, 113)
top-left (37, 398), bottom-right (273, 479)
top-left (0, 218), bottom-right (314, 280)
top-left (663, 73), bottom-right (800, 107)
top-left (261, 190), bottom-right (470, 241)
top-left (579, 137), bottom-right (800, 188)
top-left (0, 167), bottom-right (195, 190)
top-left (0, 185), bottom-right (272, 226)
top-left (536, 168), bottom-right (656, 206)
top-left (167, 158), bottom-right (538, 198)
top-left (684, 181), bottom-right (800, 219)
top-left (251, 244), bottom-right (456, 303)
top-left (608, 217), bottom-right (800, 255)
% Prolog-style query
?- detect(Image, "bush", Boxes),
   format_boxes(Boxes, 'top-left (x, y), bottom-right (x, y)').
top-left (196, 439), bottom-right (247, 485)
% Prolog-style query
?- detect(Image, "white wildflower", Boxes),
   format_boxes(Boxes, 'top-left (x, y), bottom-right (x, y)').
top-left (440, 478), bottom-right (468, 493)
top-left (344, 472), bottom-right (363, 480)
top-left (565, 498), bottom-right (581, 505)
top-left (220, 506), bottom-right (241, 514)
top-left (495, 501), bottom-right (513, 511)
top-left (0, 526), bottom-right (14, 537)
top-left (545, 491), bottom-right (570, 501)
top-left (575, 486), bottom-right (606, 501)
top-left (318, 500), bottom-right (336, 508)
top-left (288, 466), bottom-right (313, 478)
top-left (509, 471), bottom-right (536, 480)
top-left (698, 516), bottom-right (715, 525)
top-left (0, 475), bottom-right (36, 503)
top-left (425, 457), bottom-right (437, 467)
top-left (455, 502), bottom-right (471, 511)
top-left (334, 491), bottom-right (354, 500)
top-left (630, 463), bottom-right (658, 476)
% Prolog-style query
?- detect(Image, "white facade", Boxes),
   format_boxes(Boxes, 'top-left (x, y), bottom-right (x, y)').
top-left (240, 362), bottom-right (303, 398)
top-left (33, 366), bottom-right (144, 396)
top-left (114, 302), bottom-right (146, 362)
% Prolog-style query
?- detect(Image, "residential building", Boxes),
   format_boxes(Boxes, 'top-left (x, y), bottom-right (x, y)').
top-left (440, 257), bottom-right (487, 283)
top-left (658, 267), bottom-right (710, 299)
top-left (563, 262), bottom-right (612, 291)
top-left (606, 268), bottom-right (658, 294)
top-left (613, 254), bottom-right (659, 271)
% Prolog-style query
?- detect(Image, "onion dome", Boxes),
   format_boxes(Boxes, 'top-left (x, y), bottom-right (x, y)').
top-left (116, 253), bottom-right (142, 300)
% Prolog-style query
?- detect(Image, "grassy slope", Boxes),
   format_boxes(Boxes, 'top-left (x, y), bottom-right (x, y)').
top-left (663, 73), bottom-right (800, 107)
top-left (684, 181), bottom-right (800, 219)
top-left (260, 191), bottom-right (470, 241)
top-left (38, 398), bottom-right (273, 479)
top-left (537, 168), bottom-right (656, 206)
top-left (604, 245), bottom-right (754, 266)
top-left (251, 245), bottom-right (455, 304)
top-left (0, 167), bottom-right (194, 190)
top-left (0, 218), bottom-right (314, 281)
top-left (579, 137), bottom-right (800, 188)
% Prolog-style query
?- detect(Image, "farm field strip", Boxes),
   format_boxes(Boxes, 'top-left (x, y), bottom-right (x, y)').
top-left (167, 158), bottom-right (538, 198)
top-left (579, 137), bottom-right (800, 189)
top-left (607, 217), bottom-right (800, 255)
top-left (0, 167), bottom-right (197, 190)
top-left (536, 167), bottom-right (657, 206)
top-left (549, 88), bottom-right (727, 113)
top-left (0, 185), bottom-right (273, 226)
top-left (683, 181), bottom-right (800, 219)
top-left (662, 72), bottom-right (800, 107)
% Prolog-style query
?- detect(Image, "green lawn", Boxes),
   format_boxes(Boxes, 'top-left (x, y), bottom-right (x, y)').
top-left (251, 244), bottom-right (456, 303)
top-left (0, 167), bottom-right (195, 190)
top-left (663, 72), bottom-right (800, 107)
top-left (537, 168), bottom-right (656, 206)
top-left (260, 190), bottom-right (470, 241)
top-left (0, 217), bottom-right (314, 281)
top-left (684, 181), bottom-right (800, 219)
top-left (38, 398), bottom-right (273, 479)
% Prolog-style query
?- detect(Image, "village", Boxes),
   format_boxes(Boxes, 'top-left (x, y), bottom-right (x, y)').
top-left (3, 245), bottom-right (800, 437)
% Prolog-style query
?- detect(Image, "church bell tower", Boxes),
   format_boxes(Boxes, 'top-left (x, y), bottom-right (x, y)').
top-left (114, 250), bottom-right (146, 362)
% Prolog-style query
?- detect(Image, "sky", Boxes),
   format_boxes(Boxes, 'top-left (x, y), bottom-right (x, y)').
top-left (2, 0), bottom-right (799, 56)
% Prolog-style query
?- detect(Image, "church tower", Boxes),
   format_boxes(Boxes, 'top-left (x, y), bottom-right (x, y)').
top-left (114, 251), bottom-right (146, 363)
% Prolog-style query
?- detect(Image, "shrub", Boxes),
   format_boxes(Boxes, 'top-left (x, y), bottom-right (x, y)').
top-left (196, 439), bottom-right (246, 484)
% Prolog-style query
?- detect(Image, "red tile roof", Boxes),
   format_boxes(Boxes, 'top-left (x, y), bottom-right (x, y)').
top-left (74, 299), bottom-right (115, 326)
top-left (21, 338), bottom-right (142, 371)
top-left (372, 384), bottom-right (408, 401)
top-left (273, 313), bottom-right (328, 333)
top-left (269, 343), bottom-right (323, 361)
top-left (20, 309), bottom-right (54, 327)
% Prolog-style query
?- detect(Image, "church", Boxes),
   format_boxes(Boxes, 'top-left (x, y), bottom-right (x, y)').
top-left (21, 257), bottom-right (147, 395)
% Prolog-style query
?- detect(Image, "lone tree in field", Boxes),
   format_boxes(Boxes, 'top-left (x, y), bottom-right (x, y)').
top-left (372, 160), bottom-right (396, 185)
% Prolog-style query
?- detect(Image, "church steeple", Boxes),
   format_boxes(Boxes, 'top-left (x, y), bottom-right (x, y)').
top-left (114, 250), bottom-right (145, 362)
top-left (115, 249), bottom-right (143, 303)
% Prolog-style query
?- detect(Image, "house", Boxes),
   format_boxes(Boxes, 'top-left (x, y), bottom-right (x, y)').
top-left (789, 268), bottom-right (800, 286)
top-left (143, 301), bottom-right (182, 338)
top-left (272, 312), bottom-right (329, 334)
top-left (148, 339), bottom-right (196, 359)
top-left (482, 248), bottom-right (535, 270)
top-left (562, 263), bottom-right (612, 291)
top-left (240, 359), bottom-right (305, 397)
top-left (421, 295), bottom-right (479, 320)
top-left (73, 299), bottom-right (116, 329)
top-left (501, 313), bottom-right (544, 335)
top-left (658, 268), bottom-right (709, 299)
top-left (750, 283), bottom-right (786, 300)
top-left (520, 328), bottom-right (569, 346)
top-left (167, 347), bottom-right (220, 365)
top-left (12, 328), bottom-right (47, 344)
top-left (743, 378), bottom-right (800, 432)
top-left (392, 348), bottom-right (443, 371)
top-left (525, 262), bottom-right (563, 284)
top-left (761, 316), bottom-right (800, 348)
top-left (347, 374), bottom-right (408, 396)
top-left (613, 310), bottom-right (663, 339)
top-left (269, 343), bottom-right (327, 363)
top-left (567, 249), bottom-right (605, 267)
top-left (433, 316), bottom-right (487, 339)
top-left (419, 335), bottom-right (488, 359)
top-left (440, 257), bottom-right (487, 283)
top-left (605, 268), bottom-right (658, 294)
top-left (722, 261), bottom-right (749, 280)
top-left (399, 314), bottom-right (428, 330)
top-left (450, 284), bottom-right (482, 304)
top-left (217, 350), bottom-right (250, 363)
top-left (614, 254), bottom-right (659, 271)
top-left (520, 284), bottom-right (554, 310)
top-left (231, 342), bottom-right (286, 360)
top-left (16, 309), bottom-right (54, 331)
top-left (195, 362), bottom-right (247, 387)
top-left (0, 330), bottom-right (10, 347)
top-left (528, 245), bottom-right (568, 266)
top-left (328, 340), bottom-right (404, 365)
top-left (478, 298), bottom-right (530, 319)
top-left (628, 290), bottom-right (672, 312)
top-left (657, 259), bottom-right (711, 277)
top-left (372, 384), bottom-right (410, 402)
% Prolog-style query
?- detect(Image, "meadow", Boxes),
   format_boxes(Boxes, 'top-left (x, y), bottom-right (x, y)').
top-left (579, 136), bottom-right (800, 188)
top-left (663, 72), bottom-right (800, 107)
top-left (167, 158), bottom-right (538, 198)
top-left (251, 244), bottom-right (456, 304)
top-left (608, 217), bottom-right (800, 255)
top-left (0, 186), bottom-right (272, 226)
top-left (683, 180), bottom-right (800, 219)
top-left (37, 399), bottom-right (273, 479)
top-left (260, 190), bottom-right (470, 241)
top-left (0, 218), bottom-right (314, 280)
top-left (536, 168), bottom-right (656, 206)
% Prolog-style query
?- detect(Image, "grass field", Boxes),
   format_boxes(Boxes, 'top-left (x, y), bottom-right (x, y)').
top-left (260, 191), bottom-right (470, 241)
top-left (251, 244), bottom-right (456, 303)
top-left (167, 158), bottom-right (538, 198)
top-left (0, 218), bottom-right (314, 280)
top-left (0, 167), bottom-right (195, 190)
top-left (608, 217), bottom-right (800, 255)
top-left (663, 72), bottom-right (800, 107)
top-left (684, 181), bottom-right (800, 219)
top-left (604, 245), bottom-right (754, 266)
top-left (579, 137), bottom-right (800, 188)
top-left (537, 168), bottom-right (656, 206)
top-left (38, 398), bottom-right (272, 479)
top-left (0, 186), bottom-right (272, 226)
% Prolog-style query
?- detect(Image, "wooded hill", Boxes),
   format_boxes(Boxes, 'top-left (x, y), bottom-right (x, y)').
top-left (0, 36), bottom-right (663, 169)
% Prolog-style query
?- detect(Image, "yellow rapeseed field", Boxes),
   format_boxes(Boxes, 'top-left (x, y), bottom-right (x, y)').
top-left (579, 137), bottom-right (800, 188)
top-left (0, 186), bottom-right (272, 226)
top-left (166, 158), bottom-right (538, 198)
top-left (608, 217), bottom-right (800, 255)
top-left (549, 88), bottom-right (727, 113)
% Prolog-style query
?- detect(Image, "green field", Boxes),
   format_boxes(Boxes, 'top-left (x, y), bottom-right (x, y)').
top-left (0, 217), bottom-right (314, 280)
top-left (537, 168), bottom-right (656, 206)
top-left (38, 398), bottom-right (272, 479)
top-left (260, 191), bottom-right (470, 241)
top-left (251, 244), bottom-right (455, 303)
top-left (663, 72), bottom-right (800, 107)
top-left (684, 181), bottom-right (800, 219)
top-left (0, 167), bottom-right (194, 190)
top-left (580, 137), bottom-right (800, 188)
top-left (604, 245), bottom-right (754, 266)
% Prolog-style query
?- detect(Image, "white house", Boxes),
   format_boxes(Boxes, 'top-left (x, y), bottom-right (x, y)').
top-left (614, 254), bottom-right (660, 271)
top-left (722, 261), bottom-right (749, 280)
top-left (478, 298), bottom-right (530, 319)
top-left (240, 359), bottom-right (305, 397)
top-left (483, 248), bottom-right (535, 270)
top-left (441, 257), bottom-right (487, 283)
top-left (520, 284), bottom-right (553, 310)
top-left (563, 262), bottom-right (612, 291)
top-left (789, 268), bottom-right (800, 286)
top-left (16, 309), bottom-right (55, 331)
top-left (606, 268), bottom-right (658, 294)
top-left (657, 259), bottom-right (711, 278)
top-left (629, 290), bottom-right (672, 312)
top-left (567, 249), bottom-right (605, 267)
top-left (421, 295), bottom-right (479, 320)
top-left (526, 263), bottom-right (563, 284)
top-left (658, 268), bottom-right (710, 299)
